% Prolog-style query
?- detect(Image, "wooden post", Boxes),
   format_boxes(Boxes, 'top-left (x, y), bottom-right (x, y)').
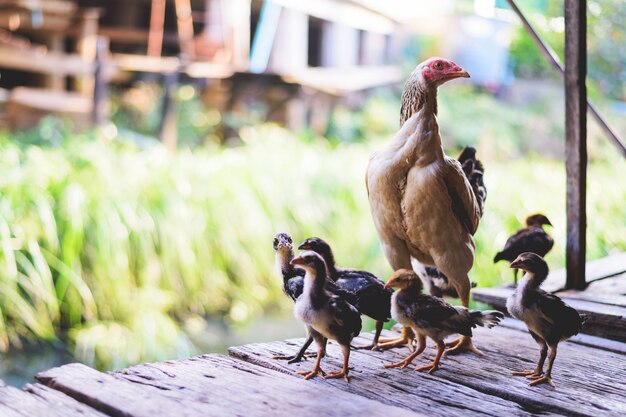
top-left (564, 0), bottom-right (587, 290)
top-left (174, 0), bottom-right (196, 60)
top-left (92, 37), bottom-right (108, 126)
top-left (148, 0), bottom-right (166, 57)
top-left (159, 71), bottom-right (179, 150)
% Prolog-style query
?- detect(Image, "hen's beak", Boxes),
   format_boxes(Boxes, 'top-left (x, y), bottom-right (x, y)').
top-left (290, 256), bottom-right (305, 266)
top-left (297, 242), bottom-right (309, 250)
top-left (451, 69), bottom-right (470, 79)
top-left (510, 259), bottom-right (524, 269)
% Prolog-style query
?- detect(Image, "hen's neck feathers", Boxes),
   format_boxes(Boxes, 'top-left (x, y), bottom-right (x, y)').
top-left (275, 248), bottom-right (295, 281)
top-left (400, 75), bottom-right (438, 126)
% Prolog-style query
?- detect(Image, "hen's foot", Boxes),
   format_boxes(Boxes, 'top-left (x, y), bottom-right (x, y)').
top-left (512, 369), bottom-right (542, 378)
top-left (376, 337), bottom-right (413, 351)
top-left (384, 358), bottom-right (414, 369)
top-left (415, 362), bottom-right (440, 374)
top-left (444, 336), bottom-right (483, 356)
top-left (296, 367), bottom-right (325, 380)
top-left (324, 370), bottom-right (350, 382)
top-left (528, 375), bottom-right (555, 388)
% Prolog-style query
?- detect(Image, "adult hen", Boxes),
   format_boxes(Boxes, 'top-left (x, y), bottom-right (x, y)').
top-left (367, 57), bottom-right (484, 355)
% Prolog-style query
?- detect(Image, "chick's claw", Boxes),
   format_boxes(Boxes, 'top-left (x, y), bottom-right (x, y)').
top-left (444, 336), bottom-right (484, 356)
top-left (415, 362), bottom-right (439, 374)
top-left (324, 370), bottom-right (350, 382)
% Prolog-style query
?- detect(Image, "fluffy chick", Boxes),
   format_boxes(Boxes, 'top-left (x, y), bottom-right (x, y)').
top-left (298, 237), bottom-right (392, 350)
top-left (384, 269), bottom-right (503, 373)
top-left (507, 252), bottom-right (587, 388)
top-left (291, 251), bottom-right (362, 382)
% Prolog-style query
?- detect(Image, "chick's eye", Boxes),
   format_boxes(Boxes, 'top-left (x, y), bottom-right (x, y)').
top-left (434, 62), bottom-right (443, 70)
top-left (273, 238), bottom-right (278, 245)
top-left (287, 237), bottom-right (292, 243)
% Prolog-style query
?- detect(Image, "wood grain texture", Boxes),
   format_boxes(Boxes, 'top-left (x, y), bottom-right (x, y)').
top-left (539, 252), bottom-right (626, 293)
top-left (37, 355), bottom-right (422, 417)
top-left (0, 383), bottom-right (107, 417)
top-left (564, 0), bottom-right (587, 290)
top-left (230, 325), bottom-right (626, 417)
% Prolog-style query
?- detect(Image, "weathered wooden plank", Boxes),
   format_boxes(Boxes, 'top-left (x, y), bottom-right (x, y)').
top-left (0, 382), bottom-right (107, 417)
top-left (37, 355), bottom-right (422, 417)
top-left (472, 286), bottom-right (626, 341)
top-left (231, 325), bottom-right (626, 417)
top-left (498, 318), bottom-right (626, 354)
top-left (230, 338), bottom-right (559, 417)
top-left (540, 252), bottom-right (626, 293)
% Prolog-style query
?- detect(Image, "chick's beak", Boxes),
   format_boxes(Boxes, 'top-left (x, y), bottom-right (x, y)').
top-left (297, 242), bottom-right (309, 250)
top-left (452, 68), bottom-right (470, 78)
top-left (290, 257), bottom-right (305, 266)
top-left (383, 278), bottom-right (395, 289)
top-left (510, 259), bottom-right (524, 269)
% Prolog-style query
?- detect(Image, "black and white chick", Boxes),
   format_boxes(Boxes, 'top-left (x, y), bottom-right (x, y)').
top-left (298, 237), bottom-right (392, 350)
top-left (272, 233), bottom-right (357, 363)
top-left (414, 263), bottom-right (477, 299)
top-left (384, 269), bottom-right (503, 374)
top-left (494, 213), bottom-right (554, 285)
top-left (507, 252), bottom-right (587, 388)
top-left (291, 251), bottom-right (362, 382)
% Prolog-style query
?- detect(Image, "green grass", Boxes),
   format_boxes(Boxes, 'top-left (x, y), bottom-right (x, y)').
top-left (0, 86), bottom-right (624, 369)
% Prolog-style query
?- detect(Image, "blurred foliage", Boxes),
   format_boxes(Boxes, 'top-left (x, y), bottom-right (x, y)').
top-left (1, 94), bottom-right (625, 369)
top-left (507, 0), bottom-right (625, 100)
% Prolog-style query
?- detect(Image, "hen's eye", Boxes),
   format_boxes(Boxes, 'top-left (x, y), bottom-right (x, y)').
top-left (434, 62), bottom-right (443, 70)
top-left (287, 236), bottom-right (292, 243)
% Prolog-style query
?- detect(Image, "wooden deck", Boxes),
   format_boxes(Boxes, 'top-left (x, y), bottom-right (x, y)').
top-left (1, 318), bottom-right (624, 417)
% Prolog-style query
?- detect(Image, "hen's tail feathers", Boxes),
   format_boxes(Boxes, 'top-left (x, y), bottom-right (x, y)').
top-left (458, 146), bottom-right (487, 215)
top-left (470, 310), bottom-right (504, 329)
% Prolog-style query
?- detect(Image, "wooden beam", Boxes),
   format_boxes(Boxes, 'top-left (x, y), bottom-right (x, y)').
top-left (564, 0), bottom-right (587, 290)
top-left (174, 0), bottom-right (196, 60)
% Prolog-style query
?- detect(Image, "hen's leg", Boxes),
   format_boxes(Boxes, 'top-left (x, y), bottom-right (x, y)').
top-left (529, 343), bottom-right (557, 388)
top-left (443, 278), bottom-right (483, 356)
top-left (385, 334), bottom-right (426, 368)
top-left (513, 334), bottom-right (547, 379)
top-left (376, 326), bottom-right (415, 351)
top-left (354, 320), bottom-right (385, 350)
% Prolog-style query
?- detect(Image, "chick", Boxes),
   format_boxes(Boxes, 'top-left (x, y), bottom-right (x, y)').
top-left (384, 269), bottom-right (503, 373)
top-left (291, 251), bottom-right (362, 382)
top-left (507, 253), bottom-right (587, 388)
top-left (494, 214), bottom-right (554, 285)
top-left (298, 237), bottom-right (392, 350)
top-left (415, 264), bottom-right (477, 299)
top-left (272, 233), bottom-right (357, 363)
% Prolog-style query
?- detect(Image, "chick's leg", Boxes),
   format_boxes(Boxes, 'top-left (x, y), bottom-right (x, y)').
top-left (529, 344), bottom-right (557, 388)
top-left (296, 331), bottom-right (326, 380)
top-left (354, 320), bottom-right (385, 350)
top-left (415, 340), bottom-right (444, 374)
top-left (444, 278), bottom-right (483, 356)
top-left (513, 336), bottom-right (547, 379)
top-left (325, 344), bottom-right (352, 382)
top-left (273, 336), bottom-right (315, 363)
top-left (385, 334), bottom-right (426, 369)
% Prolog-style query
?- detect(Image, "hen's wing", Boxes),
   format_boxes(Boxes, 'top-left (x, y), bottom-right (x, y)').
top-left (443, 157), bottom-right (481, 235)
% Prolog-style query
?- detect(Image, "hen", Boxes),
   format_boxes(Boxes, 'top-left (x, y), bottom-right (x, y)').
top-left (507, 252), bottom-right (586, 387)
top-left (367, 57), bottom-right (484, 354)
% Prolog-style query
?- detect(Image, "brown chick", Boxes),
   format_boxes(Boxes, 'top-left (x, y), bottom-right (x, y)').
top-left (384, 269), bottom-right (503, 374)
top-left (506, 253), bottom-right (587, 388)
top-left (494, 214), bottom-right (554, 285)
top-left (367, 57), bottom-right (484, 355)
